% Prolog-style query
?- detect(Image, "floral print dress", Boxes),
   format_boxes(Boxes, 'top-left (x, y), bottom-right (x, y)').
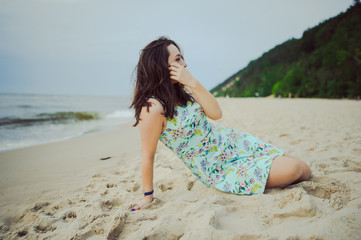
top-left (158, 99), bottom-right (285, 195)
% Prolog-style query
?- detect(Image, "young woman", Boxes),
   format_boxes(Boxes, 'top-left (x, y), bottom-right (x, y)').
top-left (129, 37), bottom-right (311, 211)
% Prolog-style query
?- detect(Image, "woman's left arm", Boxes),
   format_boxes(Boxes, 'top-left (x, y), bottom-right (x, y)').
top-left (169, 63), bottom-right (222, 120)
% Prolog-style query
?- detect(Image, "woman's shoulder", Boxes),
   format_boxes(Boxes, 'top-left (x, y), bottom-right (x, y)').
top-left (140, 98), bottom-right (165, 117)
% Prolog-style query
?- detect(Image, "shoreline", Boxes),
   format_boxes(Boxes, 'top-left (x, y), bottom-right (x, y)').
top-left (0, 98), bottom-right (360, 239)
top-left (0, 93), bottom-right (133, 153)
top-left (0, 120), bottom-right (133, 153)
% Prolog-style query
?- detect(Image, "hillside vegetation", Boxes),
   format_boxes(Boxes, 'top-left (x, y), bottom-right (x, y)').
top-left (211, 3), bottom-right (361, 99)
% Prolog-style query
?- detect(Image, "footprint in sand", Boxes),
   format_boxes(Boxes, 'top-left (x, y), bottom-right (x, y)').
top-left (210, 206), bottom-right (267, 238)
top-left (317, 157), bottom-right (361, 173)
top-left (159, 183), bottom-right (173, 192)
top-left (81, 213), bottom-right (109, 229)
top-left (17, 228), bottom-right (28, 237)
top-left (100, 199), bottom-right (122, 211)
top-left (33, 222), bottom-right (56, 233)
top-left (70, 229), bottom-right (96, 240)
top-left (106, 183), bottom-right (117, 188)
top-left (299, 175), bottom-right (350, 210)
top-left (126, 183), bottom-right (140, 192)
top-left (52, 204), bottom-right (61, 210)
top-left (101, 190), bottom-right (109, 196)
top-left (132, 183), bottom-right (140, 192)
top-left (272, 188), bottom-right (316, 218)
top-left (63, 211), bottom-right (77, 221)
top-left (135, 212), bottom-right (185, 240)
top-left (106, 213), bottom-right (128, 240)
top-left (112, 170), bottom-right (125, 175)
top-left (73, 212), bottom-right (128, 240)
top-left (31, 202), bottom-right (50, 212)
top-left (187, 181), bottom-right (195, 191)
top-left (279, 133), bottom-right (290, 137)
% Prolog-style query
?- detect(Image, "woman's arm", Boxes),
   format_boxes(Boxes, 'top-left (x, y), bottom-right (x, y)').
top-left (184, 80), bottom-right (222, 120)
top-left (169, 63), bottom-right (222, 120)
top-left (132, 99), bottom-right (164, 211)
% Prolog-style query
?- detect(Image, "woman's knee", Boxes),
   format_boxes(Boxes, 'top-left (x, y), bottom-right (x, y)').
top-left (267, 156), bottom-right (302, 187)
top-left (299, 160), bottom-right (312, 180)
top-left (288, 160), bottom-right (303, 181)
top-left (283, 154), bottom-right (311, 181)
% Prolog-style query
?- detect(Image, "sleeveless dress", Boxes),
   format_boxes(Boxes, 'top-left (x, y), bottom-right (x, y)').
top-left (156, 98), bottom-right (285, 195)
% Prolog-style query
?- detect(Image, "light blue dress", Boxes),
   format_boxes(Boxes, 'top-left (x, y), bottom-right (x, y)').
top-left (158, 99), bottom-right (285, 195)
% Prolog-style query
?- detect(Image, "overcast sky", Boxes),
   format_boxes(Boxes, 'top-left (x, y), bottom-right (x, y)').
top-left (0, 0), bottom-right (353, 97)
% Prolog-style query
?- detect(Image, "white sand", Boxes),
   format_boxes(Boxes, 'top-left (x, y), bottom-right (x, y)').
top-left (0, 98), bottom-right (360, 240)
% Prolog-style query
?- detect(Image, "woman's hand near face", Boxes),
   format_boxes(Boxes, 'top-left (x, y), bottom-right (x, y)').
top-left (169, 62), bottom-right (222, 120)
top-left (169, 62), bottom-right (197, 86)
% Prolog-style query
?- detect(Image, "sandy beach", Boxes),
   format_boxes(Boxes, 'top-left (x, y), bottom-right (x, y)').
top-left (0, 98), bottom-right (360, 240)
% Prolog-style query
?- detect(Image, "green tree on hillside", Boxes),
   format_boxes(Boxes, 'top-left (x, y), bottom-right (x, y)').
top-left (211, 4), bottom-right (361, 99)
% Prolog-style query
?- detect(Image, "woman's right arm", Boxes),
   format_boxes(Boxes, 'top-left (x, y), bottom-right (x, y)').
top-left (131, 99), bottom-right (164, 211)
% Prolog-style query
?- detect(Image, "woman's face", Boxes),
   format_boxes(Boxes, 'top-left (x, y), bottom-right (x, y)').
top-left (167, 44), bottom-right (187, 84)
top-left (167, 44), bottom-right (187, 68)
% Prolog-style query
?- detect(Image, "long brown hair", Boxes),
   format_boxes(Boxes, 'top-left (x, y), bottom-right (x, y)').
top-left (130, 36), bottom-right (194, 127)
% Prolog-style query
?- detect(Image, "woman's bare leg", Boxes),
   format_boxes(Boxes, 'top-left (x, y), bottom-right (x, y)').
top-left (283, 153), bottom-right (312, 182)
top-left (265, 154), bottom-right (311, 189)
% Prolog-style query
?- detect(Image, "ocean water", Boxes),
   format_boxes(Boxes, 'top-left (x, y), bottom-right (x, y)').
top-left (0, 93), bottom-right (134, 152)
